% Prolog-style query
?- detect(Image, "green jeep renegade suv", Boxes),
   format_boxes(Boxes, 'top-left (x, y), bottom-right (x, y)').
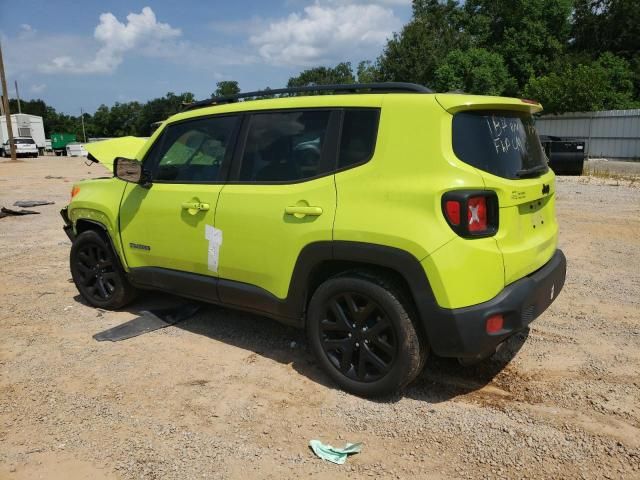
top-left (61, 83), bottom-right (566, 396)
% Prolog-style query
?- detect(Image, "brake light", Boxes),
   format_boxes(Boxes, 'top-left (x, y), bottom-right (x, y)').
top-left (441, 190), bottom-right (498, 238)
top-left (520, 98), bottom-right (539, 105)
top-left (486, 314), bottom-right (504, 334)
top-left (467, 196), bottom-right (487, 232)
top-left (71, 185), bottom-right (80, 199)
top-left (444, 201), bottom-right (461, 226)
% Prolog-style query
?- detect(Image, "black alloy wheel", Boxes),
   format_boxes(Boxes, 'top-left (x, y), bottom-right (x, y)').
top-left (74, 243), bottom-right (118, 302)
top-left (320, 292), bottom-right (397, 382)
top-left (70, 230), bottom-right (137, 309)
top-left (307, 274), bottom-right (424, 397)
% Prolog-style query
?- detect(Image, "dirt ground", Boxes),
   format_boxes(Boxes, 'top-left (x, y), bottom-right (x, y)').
top-left (1, 156), bottom-right (639, 479)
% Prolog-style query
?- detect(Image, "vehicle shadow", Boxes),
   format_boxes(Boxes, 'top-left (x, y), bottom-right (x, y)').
top-left (78, 292), bottom-right (528, 404)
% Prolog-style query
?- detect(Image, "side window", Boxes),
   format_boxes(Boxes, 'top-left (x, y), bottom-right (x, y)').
top-left (239, 110), bottom-right (332, 182)
top-left (152, 116), bottom-right (238, 182)
top-left (338, 109), bottom-right (379, 169)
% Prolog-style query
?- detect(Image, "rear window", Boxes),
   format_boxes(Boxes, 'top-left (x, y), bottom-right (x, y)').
top-left (15, 138), bottom-right (35, 144)
top-left (338, 109), bottom-right (379, 169)
top-left (452, 111), bottom-right (547, 179)
top-left (239, 110), bottom-right (331, 182)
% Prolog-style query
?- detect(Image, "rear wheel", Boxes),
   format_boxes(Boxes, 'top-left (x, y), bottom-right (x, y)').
top-left (70, 230), bottom-right (137, 309)
top-left (307, 274), bottom-right (425, 397)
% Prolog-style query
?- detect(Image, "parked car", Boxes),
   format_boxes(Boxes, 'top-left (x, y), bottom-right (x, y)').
top-left (61, 83), bottom-right (566, 396)
top-left (66, 142), bottom-right (88, 157)
top-left (2, 137), bottom-right (38, 158)
top-left (539, 135), bottom-right (586, 175)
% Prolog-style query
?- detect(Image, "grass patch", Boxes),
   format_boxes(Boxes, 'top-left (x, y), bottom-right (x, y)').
top-left (582, 165), bottom-right (638, 185)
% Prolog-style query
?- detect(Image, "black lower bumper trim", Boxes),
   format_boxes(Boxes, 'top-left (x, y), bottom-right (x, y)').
top-left (426, 250), bottom-right (567, 359)
top-left (60, 207), bottom-right (75, 241)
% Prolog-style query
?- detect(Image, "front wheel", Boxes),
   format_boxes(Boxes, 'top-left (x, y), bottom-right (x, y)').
top-left (70, 230), bottom-right (137, 309)
top-left (307, 274), bottom-right (425, 397)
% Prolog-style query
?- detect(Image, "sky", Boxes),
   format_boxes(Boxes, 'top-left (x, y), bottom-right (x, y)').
top-left (0, 0), bottom-right (412, 115)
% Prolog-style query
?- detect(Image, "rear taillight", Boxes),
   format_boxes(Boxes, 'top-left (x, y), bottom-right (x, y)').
top-left (444, 200), bottom-right (461, 226)
top-left (467, 196), bottom-right (487, 232)
top-left (442, 190), bottom-right (498, 238)
top-left (71, 185), bottom-right (80, 199)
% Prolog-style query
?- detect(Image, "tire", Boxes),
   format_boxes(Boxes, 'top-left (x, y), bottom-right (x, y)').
top-left (70, 230), bottom-right (137, 309)
top-left (306, 274), bottom-right (425, 397)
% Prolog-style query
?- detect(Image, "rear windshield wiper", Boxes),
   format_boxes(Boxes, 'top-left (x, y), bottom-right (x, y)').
top-left (516, 164), bottom-right (548, 178)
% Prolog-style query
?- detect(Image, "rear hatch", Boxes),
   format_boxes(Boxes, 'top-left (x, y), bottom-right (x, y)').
top-left (15, 138), bottom-right (37, 152)
top-left (437, 94), bottom-right (558, 286)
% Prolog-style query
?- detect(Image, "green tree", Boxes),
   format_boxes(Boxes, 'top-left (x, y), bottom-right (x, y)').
top-left (434, 48), bottom-right (516, 95)
top-left (213, 81), bottom-right (240, 97)
top-left (377, 0), bottom-right (469, 88)
top-left (524, 53), bottom-right (638, 113)
top-left (463, 0), bottom-right (573, 92)
top-left (356, 61), bottom-right (381, 84)
top-left (572, 0), bottom-right (640, 60)
top-left (287, 62), bottom-right (355, 87)
top-left (572, 0), bottom-right (640, 99)
top-left (134, 92), bottom-right (195, 136)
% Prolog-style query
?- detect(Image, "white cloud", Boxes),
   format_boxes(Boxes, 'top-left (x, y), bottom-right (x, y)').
top-left (249, 3), bottom-right (402, 66)
top-left (29, 83), bottom-right (47, 94)
top-left (41, 7), bottom-right (181, 74)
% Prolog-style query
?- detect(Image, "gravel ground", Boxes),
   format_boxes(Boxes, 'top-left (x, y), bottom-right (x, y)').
top-left (1, 156), bottom-right (639, 479)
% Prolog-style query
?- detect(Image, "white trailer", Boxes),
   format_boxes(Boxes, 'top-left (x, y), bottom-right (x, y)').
top-left (0, 114), bottom-right (46, 154)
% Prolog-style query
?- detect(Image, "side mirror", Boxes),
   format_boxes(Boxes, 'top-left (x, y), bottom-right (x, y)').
top-left (114, 157), bottom-right (151, 186)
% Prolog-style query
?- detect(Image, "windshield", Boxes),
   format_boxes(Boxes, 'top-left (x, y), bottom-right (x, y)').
top-left (452, 110), bottom-right (547, 179)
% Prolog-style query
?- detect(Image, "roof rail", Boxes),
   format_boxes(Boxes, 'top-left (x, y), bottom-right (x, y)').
top-left (182, 82), bottom-right (432, 112)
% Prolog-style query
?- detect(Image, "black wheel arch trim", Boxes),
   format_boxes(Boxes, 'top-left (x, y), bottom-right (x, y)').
top-left (70, 217), bottom-right (128, 273)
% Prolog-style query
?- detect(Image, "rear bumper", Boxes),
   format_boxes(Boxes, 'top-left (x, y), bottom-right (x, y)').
top-left (426, 249), bottom-right (566, 359)
top-left (60, 207), bottom-right (75, 241)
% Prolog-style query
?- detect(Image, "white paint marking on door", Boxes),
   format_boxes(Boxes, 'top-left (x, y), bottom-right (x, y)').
top-left (205, 224), bottom-right (223, 273)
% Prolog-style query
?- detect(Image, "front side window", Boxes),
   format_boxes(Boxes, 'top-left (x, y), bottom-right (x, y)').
top-left (238, 110), bottom-right (332, 182)
top-left (151, 115), bottom-right (238, 182)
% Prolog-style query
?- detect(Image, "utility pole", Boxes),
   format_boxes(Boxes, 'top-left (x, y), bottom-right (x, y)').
top-left (14, 80), bottom-right (21, 113)
top-left (80, 107), bottom-right (87, 143)
top-left (0, 41), bottom-right (17, 161)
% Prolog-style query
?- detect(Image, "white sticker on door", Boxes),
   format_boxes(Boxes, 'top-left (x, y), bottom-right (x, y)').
top-left (205, 224), bottom-right (223, 273)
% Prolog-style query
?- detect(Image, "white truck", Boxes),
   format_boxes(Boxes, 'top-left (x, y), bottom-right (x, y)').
top-left (0, 114), bottom-right (46, 155)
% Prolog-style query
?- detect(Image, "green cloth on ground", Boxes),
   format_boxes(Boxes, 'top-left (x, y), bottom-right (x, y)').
top-left (309, 440), bottom-right (362, 464)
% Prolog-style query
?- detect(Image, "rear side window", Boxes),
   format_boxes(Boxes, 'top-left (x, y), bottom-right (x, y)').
top-left (452, 110), bottom-right (547, 179)
top-left (338, 109), bottom-right (379, 169)
top-left (239, 110), bottom-right (331, 182)
top-left (151, 115), bottom-right (238, 182)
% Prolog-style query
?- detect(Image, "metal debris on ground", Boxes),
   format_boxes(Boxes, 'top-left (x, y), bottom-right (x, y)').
top-left (13, 200), bottom-right (55, 207)
top-left (309, 440), bottom-right (363, 464)
top-left (93, 302), bottom-right (201, 342)
top-left (0, 207), bottom-right (40, 218)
